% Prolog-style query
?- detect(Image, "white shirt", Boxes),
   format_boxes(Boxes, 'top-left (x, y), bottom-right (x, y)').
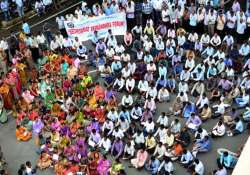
top-left (154, 128), bottom-right (167, 143)
top-left (124, 143), bottom-right (135, 156)
top-left (122, 95), bottom-right (133, 106)
top-left (194, 161), bottom-right (205, 175)
top-left (153, 144), bottom-right (166, 158)
top-left (138, 80), bottom-right (149, 92)
top-left (126, 78), bottom-right (135, 90)
top-left (99, 138), bottom-right (111, 151)
top-left (0, 40), bottom-right (8, 50)
top-left (162, 9), bottom-right (170, 22)
top-left (237, 21), bottom-right (246, 34)
top-left (112, 129), bottom-right (124, 139)
top-left (143, 121), bottom-right (155, 133)
top-left (133, 132), bottom-right (145, 144)
top-left (113, 78), bottom-right (125, 90)
top-left (107, 111), bottom-right (119, 121)
top-left (226, 12), bottom-right (237, 28)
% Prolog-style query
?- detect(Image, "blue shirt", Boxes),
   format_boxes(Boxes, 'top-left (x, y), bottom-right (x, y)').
top-left (224, 58), bottom-right (233, 67)
top-left (220, 154), bottom-right (235, 168)
top-left (22, 23), bottom-right (30, 34)
top-left (111, 61), bottom-right (122, 72)
top-left (198, 138), bottom-right (212, 150)
top-left (166, 79), bottom-right (176, 89)
top-left (156, 78), bottom-right (167, 87)
top-left (105, 7), bottom-right (113, 16)
top-left (189, 14), bottom-right (197, 26)
top-left (14, 0), bottom-right (23, 7)
top-left (235, 120), bottom-right (244, 133)
top-left (150, 159), bottom-right (160, 174)
top-left (0, 1), bottom-right (9, 11)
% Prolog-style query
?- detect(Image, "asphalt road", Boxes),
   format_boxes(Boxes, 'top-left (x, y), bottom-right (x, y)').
top-left (0, 2), bottom-right (249, 175)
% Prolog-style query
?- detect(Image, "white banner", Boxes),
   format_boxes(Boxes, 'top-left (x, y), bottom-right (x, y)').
top-left (64, 13), bottom-right (127, 41)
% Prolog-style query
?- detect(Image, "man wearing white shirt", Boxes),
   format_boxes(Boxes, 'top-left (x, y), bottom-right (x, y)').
top-left (207, 9), bottom-right (217, 35)
top-left (200, 33), bottom-right (210, 46)
top-left (121, 94), bottom-right (133, 108)
top-left (222, 34), bottom-right (234, 49)
top-left (237, 19), bottom-right (247, 43)
top-left (112, 127), bottom-right (124, 139)
top-left (210, 33), bottom-right (221, 47)
top-left (239, 42), bottom-right (250, 56)
top-left (158, 157), bottom-right (174, 174)
top-left (155, 38), bottom-right (165, 51)
top-left (154, 125), bottom-right (167, 144)
top-left (126, 76), bottom-right (135, 93)
top-left (132, 131), bottom-right (145, 146)
top-left (131, 105), bottom-right (143, 120)
top-left (107, 109), bottom-right (119, 121)
top-left (226, 10), bottom-right (237, 34)
top-left (143, 118), bottom-right (155, 134)
top-left (50, 38), bottom-right (60, 51)
top-left (115, 43), bottom-right (125, 54)
top-left (102, 120), bottom-right (114, 136)
top-left (153, 142), bottom-right (166, 159)
top-left (152, 0), bottom-right (163, 24)
top-left (146, 85), bottom-right (157, 99)
top-left (99, 136), bottom-right (111, 154)
top-left (126, 0), bottom-right (135, 30)
top-left (180, 69), bottom-right (191, 82)
top-left (63, 37), bottom-right (73, 48)
top-left (138, 79), bottom-right (149, 95)
top-left (121, 66), bottom-right (131, 79)
top-left (113, 76), bottom-right (125, 91)
top-left (213, 48), bottom-right (225, 59)
top-left (123, 141), bottom-right (135, 159)
top-left (196, 94), bottom-right (209, 109)
top-left (193, 159), bottom-right (205, 175)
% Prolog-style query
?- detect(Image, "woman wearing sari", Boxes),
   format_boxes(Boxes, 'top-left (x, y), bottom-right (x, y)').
top-left (59, 135), bottom-right (71, 150)
top-left (67, 64), bottom-right (78, 80)
top-left (16, 62), bottom-right (28, 87)
top-left (32, 118), bottom-right (44, 146)
top-left (131, 147), bottom-right (148, 168)
top-left (106, 96), bottom-right (118, 111)
top-left (93, 82), bottom-right (105, 100)
top-left (88, 150), bottom-right (101, 175)
top-left (93, 106), bottom-right (106, 123)
top-left (50, 130), bottom-right (60, 147)
top-left (39, 79), bottom-right (51, 99)
top-left (60, 60), bottom-right (69, 76)
top-left (37, 151), bottom-right (52, 170)
top-left (110, 159), bottom-right (125, 175)
top-left (97, 155), bottom-right (111, 175)
top-left (0, 97), bottom-right (7, 123)
top-left (0, 83), bottom-right (13, 110)
top-left (16, 125), bottom-right (32, 141)
top-left (44, 89), bottom-right (55, 109)
top-left (6, 71), bottom-right (21, 100)
top-left (104, 87), bottom-right (116, 102)
top-left (29, 81), bottom-right (39, 97)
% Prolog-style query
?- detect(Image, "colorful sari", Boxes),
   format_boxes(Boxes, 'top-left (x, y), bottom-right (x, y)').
top-left (0, 83), bottom-right (13, 109)
top-left (97, 158), bottom-right (111, 175)
top-left (16, 126), bottom-right (32, 141)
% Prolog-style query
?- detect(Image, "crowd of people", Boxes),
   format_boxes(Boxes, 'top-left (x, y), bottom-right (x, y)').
top-left (0, 0), bottom-right (250, 174)
top-left (0, 0), bottom-right (56, 21)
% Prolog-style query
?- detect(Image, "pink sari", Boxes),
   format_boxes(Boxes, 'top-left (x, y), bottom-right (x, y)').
top-left (97, 159), bottom-right (111, 175)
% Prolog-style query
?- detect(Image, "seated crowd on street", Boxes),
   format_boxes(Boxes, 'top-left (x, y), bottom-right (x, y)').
top-left (0, 0), bottom-right (250, 174)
